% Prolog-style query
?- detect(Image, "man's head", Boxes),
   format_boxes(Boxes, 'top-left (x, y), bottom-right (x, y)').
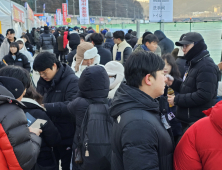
top-left (105, 32), bottom-right (113, 39)
top-left (90, 33), bottom-right (104, 46)
top-left (6, 29), bottom-right (15, 41)
top-left (128, 29), bottom-right (133, 34)
top-left (142, 31), bottom-right (153, 44)
top-left (51, 29), bottom-right (55, 34)
top-left (125, 51), bottom-right (166, 99)
top-left (79, 34), bottom-right (86, 43)
top-left (144, 34), bottom-right (159, 52)
top-left (74, 26), bottom-right (80, 32)
top-left (33, 52), bottom-right (60, 81)
top-left (44, 26), bottom-right (49, 31)
top-left (132, 31), bottom-right (137, 37)
top-left (113, 31), bottom-right (125, 44)
top-left (175, 32), bottom-right (204, 55)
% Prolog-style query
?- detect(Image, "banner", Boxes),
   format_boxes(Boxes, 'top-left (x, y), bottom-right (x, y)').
top-left (99, 18), bottom-right (104, 24)
top-left (90, 18), bottom-right (95, 24)
top-left (27, 4), bottom-right (34, 21)
top-left (43, 4), bottom-right (45, 14)
top-left (54, 14), bottom-right (57, 25)
top-left (12, 5), bottom-right (25, 23)
top-left (62, 3), bottom-right (68, 25)
top-left (66, 0), bottom-right (69, 15)
top-left (46, 16), bottom-right (52, 26)
top-left (107, 17), bottom-right (111, 23)
top-left (57, 9), bottom-right (62, 25)
top-left (149, 0), bottom-right (173, 22)
top-left (79, 0), bottom-right (89, 24)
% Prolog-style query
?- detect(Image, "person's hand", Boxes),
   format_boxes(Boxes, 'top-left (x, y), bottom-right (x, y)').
top-left (218, 62), bottom-right (222, 71)
top-left (29, 127), bottom-right (42, 136)
top-left (165, 75), bottom-right (174, 87)
top-left (167, 95), bottom-right (175, 107)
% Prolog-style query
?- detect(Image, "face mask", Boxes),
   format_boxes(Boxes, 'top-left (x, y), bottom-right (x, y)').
top-left (109, 77), bottom-right (115, 85)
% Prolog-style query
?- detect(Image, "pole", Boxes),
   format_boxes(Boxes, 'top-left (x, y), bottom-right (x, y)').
top-left (10, 0), bottom-right (13, 28)
top-left (190, 18), bottom-right (192, 32)
top-left (115, 0), bottom-right (117, 17)
top-left (134, 5), bottom-right (135, 19)
top-left (35, 0), bottom-right (37, 13)
top-left (136, 20), bottom-right (140, 38)
top-left (101, 0), bottom-right (102, 17)
top-left (73, 0), bottom-right (75, 15)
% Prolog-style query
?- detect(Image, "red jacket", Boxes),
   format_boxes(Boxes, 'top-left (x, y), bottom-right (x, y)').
top-left (63, 31), bottom-right (69, 49)
top-left (174, 101), bottom-right (222, 170)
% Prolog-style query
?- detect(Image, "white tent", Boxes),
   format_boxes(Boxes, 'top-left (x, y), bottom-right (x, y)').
top-left (0, 1), bottom-right (12, 35)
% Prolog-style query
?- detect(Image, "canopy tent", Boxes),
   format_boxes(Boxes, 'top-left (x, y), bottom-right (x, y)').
top-left (0, 1), bottom-right (12, 35)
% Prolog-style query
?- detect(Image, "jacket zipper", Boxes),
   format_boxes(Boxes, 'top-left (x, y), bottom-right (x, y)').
top-left (188, 108), bottom-right (190, 118)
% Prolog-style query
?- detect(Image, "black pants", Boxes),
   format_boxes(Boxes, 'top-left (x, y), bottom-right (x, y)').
top-left (58, 51), bottom-right (64, 61)
top-left (53, 146), bottom-right (72, 170)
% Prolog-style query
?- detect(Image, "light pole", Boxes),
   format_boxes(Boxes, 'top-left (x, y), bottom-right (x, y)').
top-left (101, 0), bottom-right (102, 16)
top-left (35, 0), bottom-right (37, 13)
top-left (115, 0), bottom-right (117, 17)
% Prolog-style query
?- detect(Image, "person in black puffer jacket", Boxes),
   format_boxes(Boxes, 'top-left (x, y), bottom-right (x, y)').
top-left (22, 86), bottom-right (61, 170)
top-left (33, 52), bottom-right (79, 170)
top-left (154, 30), bottom-right (174, 55)
top-left (67, 65), bottom-right (110, 170)
top-left (40, 26), bottom-right (56, 53)
top-left (53, 29), bottom-right (61, 59)
top-left (0, 33), bottom-right (4, 47)
top-left (3, 42), bottom-right (31, 72)
top-left (110, 51), bottom-right (174, 170)
top-left (167, 32), bottom-right (219, 132)
top-left (103, 32), bottom-right (114, 54)
top-left (67, 33), bottom-right (80, 66)
top-left (127, 31), bottom-right (138, 48)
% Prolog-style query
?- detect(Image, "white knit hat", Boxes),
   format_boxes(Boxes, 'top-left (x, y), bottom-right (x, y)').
top-left (105, 61), bottom-right (124, 89)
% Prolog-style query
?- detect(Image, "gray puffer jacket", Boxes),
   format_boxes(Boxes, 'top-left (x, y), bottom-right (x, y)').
top-left (39, 30), bottom-right (56, 50)
top-left (0, 85), bottom-right (41, 170)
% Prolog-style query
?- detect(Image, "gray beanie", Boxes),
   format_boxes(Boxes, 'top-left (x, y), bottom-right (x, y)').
top-left (105, 32), bottom-right (113, 38)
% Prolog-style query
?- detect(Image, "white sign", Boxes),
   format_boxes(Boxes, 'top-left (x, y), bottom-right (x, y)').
top-left (149, 0), bottom-right (173, 22)
top-left (79, 0), bottom-right (89, 24)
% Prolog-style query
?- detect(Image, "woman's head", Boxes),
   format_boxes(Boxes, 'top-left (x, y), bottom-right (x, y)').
top-left (21, 34), bottom-right (31, 43)
top-left (162, 54), bottom-right (180, 78)
top-left (9, 42), bottom-right (19, 55)
top-left (24, 85), bottom-right (43, 104)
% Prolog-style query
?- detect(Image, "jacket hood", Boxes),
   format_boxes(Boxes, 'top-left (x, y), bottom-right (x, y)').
top-left (16, 38), bottom-right (27, 51)
top-left (110, 83), bottom-right (160, 118)
top-left (203, 101), bottom-right (222, 136)
top-left (154, 30), bottom-right (166, 41)
top-left (125, 33), bottom-right (131, 40)
top-left (78, 65), bottom-right (109, 99)
top-left (22, 98), bottom-right (46, 111)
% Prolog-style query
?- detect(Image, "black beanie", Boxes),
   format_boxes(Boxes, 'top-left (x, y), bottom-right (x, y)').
top-left (0, 76), bottom-right (24, 99)
top-left (44, 26), bottom-right (49, 31)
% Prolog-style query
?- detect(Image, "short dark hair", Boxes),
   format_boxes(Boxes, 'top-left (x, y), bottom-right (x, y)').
top-left (162, 54), bottom-right (180, 78)
top-left (142, 32), bottom-right (153, 44)
top-left (128, 29), bottom-right (133, 34)
top-left (143, 34), bottom-right (159, 44)
top-left (79, 33), bottom-right (85, 41)
top-left (125, 51), bottom-right (165, 88)
top-left (0, 66), bottom-right (31, 88)
top-left (6, 29), bottom-right (15, 36)
top-left (113, 31), bottom-right (125, 41)
top-left (90, 33), bottom-right (104, 45)
top-left (21, 34), bottom-right (31, 43)
top-left (9, 42), bottom-right (19, 55)
top-left (33, 52), bottom-right (60, 72)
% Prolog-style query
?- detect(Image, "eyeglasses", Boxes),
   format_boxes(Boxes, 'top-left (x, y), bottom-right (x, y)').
top-left (38, 69), bottom-right (50, 77)
top-left (181, 43), bottom-right (194, 49)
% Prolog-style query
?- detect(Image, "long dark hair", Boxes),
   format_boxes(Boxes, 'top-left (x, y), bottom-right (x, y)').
top-left (21, 34), bottom-right (31, 44)
top-left (162, 54), bottom-right (181, 79)
top-left (24, 85), bottom-right (43, 104)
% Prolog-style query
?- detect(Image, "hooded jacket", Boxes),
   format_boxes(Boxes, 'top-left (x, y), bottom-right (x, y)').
top-left (40, 30), bottom-right (56, 50)
top-left (174, 101), bottom-right (222, 170)
top-left (103, 38), bottom-right (114, 53)
top-left (22, 98), bottom-right (61, 168)
top-left (154, 30), bottom-right (174, 55)
top-left (94, 44), bottom-right (112, 65)
top-left (3, 51), bottom-right (31, 72)
top-left (25, 41), bottom-right (34, 56)
top-left (34, 30), bottom-right (40, 43)
top-left (63, 31), bottom-right (69, 49)
top-left (36, 63), bottom-right (79, 146)
top-left (67, 65), bottom-right (109, 148)
top-left (171, 49), bottom-right (219, 124)
top-left (0, 85), bottom-right (41, 170)
top-left (67, 34), bottom-right (80, 66)
top-left (16, 38), bottom-right (34, 70)
top-left (110, 83), bottom-right (174, 170)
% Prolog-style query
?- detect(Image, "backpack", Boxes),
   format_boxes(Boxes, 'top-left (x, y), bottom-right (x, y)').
top-left (75, 99), bottom-right (113, 170)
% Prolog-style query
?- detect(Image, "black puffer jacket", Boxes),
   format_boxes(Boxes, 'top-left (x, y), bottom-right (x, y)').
top-left (110, 83), bottom-right (174, 170)
top-left (53, 31), bottom-right (60, 54)
top-left (128, 36), bottom-right (138, 48)
top-left (172, 50), bottom-right (219, 123)
top-left (0, 85), bottom-right (41, 170)
top-left (37, 63), bottom-right (79, 146)
top-left (22, 98), bottom-right (61, 168)
top-left (176, 56), bottom-right (186, 79)
top-left (25, 41), bottom-right (35, 56)
top-left (95, 44), bottom-right (112, 65)
top-left (67, 33), bottom-right (80, 66)
top-left (0, 34), bottom-right (4, 47)
top-left (40, 30), bottom-right (56, 50)
top-left (67, 49), bottom-right (77, 66)
top-left (103, 38), bottom-right (114, 53)
top-left (154, 30), bottom-right (174, 55)
top-left (67, 65), bottom-right (109, 149)
top-left (3, 52), bottom-right (31, 72)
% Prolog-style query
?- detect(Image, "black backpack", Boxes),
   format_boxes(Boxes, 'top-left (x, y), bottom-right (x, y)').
top-left (75, 99), bottom-right (113, 170)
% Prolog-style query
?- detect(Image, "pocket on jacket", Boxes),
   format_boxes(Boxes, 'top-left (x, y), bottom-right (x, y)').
top-left (116, 52), bottom-right (121, 61)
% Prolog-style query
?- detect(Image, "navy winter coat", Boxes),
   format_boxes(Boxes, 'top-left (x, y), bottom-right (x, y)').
top-left (95, 44), bottom-right (112, 65)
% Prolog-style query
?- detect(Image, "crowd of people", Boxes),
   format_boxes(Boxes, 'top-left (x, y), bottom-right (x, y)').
top-left (0, 25), bottom-right (222, 170)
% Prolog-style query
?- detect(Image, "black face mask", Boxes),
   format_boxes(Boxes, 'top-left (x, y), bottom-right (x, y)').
top-left (184, 39), bottom-right (207, 62)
